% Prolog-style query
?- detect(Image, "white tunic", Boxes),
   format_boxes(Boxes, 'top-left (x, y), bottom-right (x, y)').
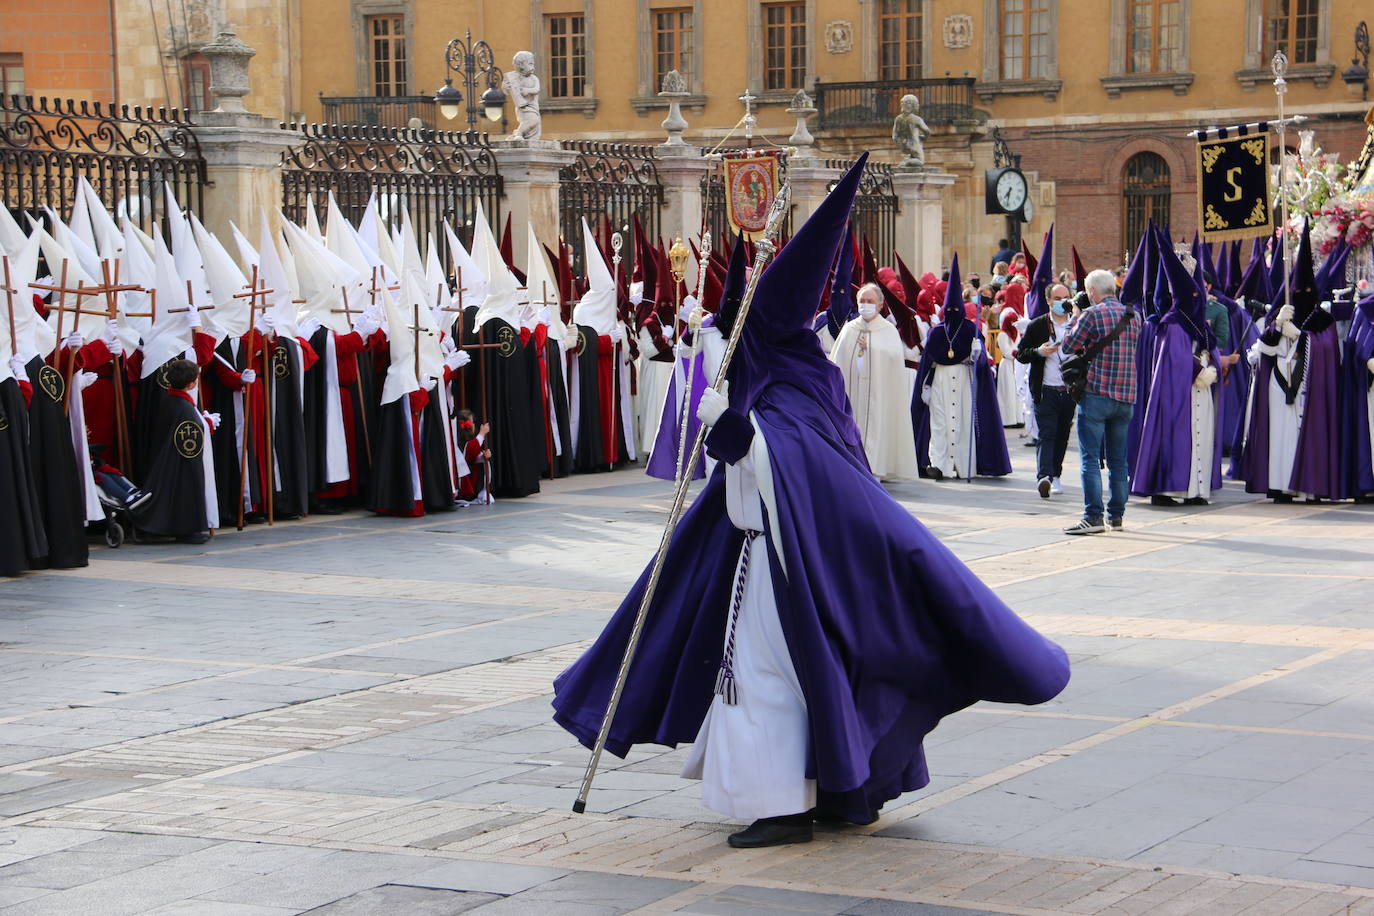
top-left (636, 328), bottom-right (674, 454)
top-left (995, 333), bottom-right (1023, 426)
top-left (681, 424), bottom-right (815, 820)
top-left (1162, 351), bottom-right (1217, 500)
top-left (926, 359), bottom-right (976, 479)
top-left (1255, 335), bottom-right (1305, 496)
top-left (830, 317), bottom-right (919, 481)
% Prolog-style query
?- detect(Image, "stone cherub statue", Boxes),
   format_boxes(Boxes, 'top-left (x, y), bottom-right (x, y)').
top-left (503, 50), bottom-right (541, 140)
top-left (892, 93), bottom-right (931, 168)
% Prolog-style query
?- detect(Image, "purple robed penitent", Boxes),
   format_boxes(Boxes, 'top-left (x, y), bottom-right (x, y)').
top-left (645, 349), bottom-right (708, 481)
top-left (1131, 323), bottom-right (1223, 496)
top-left (1340, 295), bottom-right (1374, 498)
top-left (552, 155), bottom-right (1069, 824)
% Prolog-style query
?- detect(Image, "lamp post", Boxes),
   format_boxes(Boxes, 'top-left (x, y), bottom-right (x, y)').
top-left (434, 29), bottom-right (507, 129)
top-left (1342, 21), bottom-right (1369, 101)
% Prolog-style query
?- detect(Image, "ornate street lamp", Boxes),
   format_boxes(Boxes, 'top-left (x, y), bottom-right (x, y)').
top-left (434, 29), bottom-right (507, 128)
top-left (1342, 21), bottom-right (1369, 101)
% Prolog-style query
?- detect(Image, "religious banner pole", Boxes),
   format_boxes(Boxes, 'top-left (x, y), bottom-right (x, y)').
top-left (1273, 47), bottom-right (1293, 316)
top-left (573, 181), bottom-right (791, 814)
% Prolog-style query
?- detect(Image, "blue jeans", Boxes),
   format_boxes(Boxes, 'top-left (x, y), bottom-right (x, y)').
top-left (1077, 394), bottom-right (1134, 522)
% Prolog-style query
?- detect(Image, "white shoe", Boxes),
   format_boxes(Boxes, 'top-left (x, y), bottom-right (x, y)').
top-left (1050, 478), bottom-right (1064, 495)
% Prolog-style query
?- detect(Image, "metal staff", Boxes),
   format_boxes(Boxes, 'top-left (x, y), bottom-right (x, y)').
top-left (675, 230), bottom-right (711, 484)
top-left (573, 181), bottom-right (791, 814)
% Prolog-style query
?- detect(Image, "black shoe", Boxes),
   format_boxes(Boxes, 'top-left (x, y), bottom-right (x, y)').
top-left (925, 466), bottom-right (944, 481)
top-left (1037, 477), bottom-right (1052, 499)
top-left (1107, 517), bottom-right (1123, 532)
top-left (310, 501), bottom-right (346, 516)
top-left (1183, 497), bottom-right (1209, 506)
top-left (1064, 518), bottom-right (1105, 535)
top-left (1024, 438), bottom-right (1039, 447)
top-left (1273, 494), bottom-right (1294, 504)
top-left (1150, 495), bottom-right (1179, 507)
top-left (727, 814), bottom-right (814, 848)
top-left (811, 808), bottom-right (878, 827)
top-left (176, 531), bottom-right (211, 545)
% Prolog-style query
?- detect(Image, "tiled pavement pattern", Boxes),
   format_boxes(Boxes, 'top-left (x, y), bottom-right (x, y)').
top-left (2, 440), bottom-right (1374, 914)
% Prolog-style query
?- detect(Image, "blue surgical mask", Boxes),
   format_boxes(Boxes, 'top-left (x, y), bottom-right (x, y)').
top-left (1051, 299), bottom-right (1069, 316)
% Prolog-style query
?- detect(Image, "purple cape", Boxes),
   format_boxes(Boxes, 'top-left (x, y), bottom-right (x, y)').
top-left (910, 323), bottom-right (1012, 477)
top-left (1223, 303), bottom-right (1259, 476)
top-left (552, 381), bottom-right (1070, 822)
top-left (1125, 317), bottom-right (1158, 478)
top-left (1340, 299), bottom-right (1374, 498)
top-left (645, 348), bottom-right (708, 481)
top-left (1130, 322), bottom-right (1223, 496)
top-left (1238, 323), bottom-right (1342, 498)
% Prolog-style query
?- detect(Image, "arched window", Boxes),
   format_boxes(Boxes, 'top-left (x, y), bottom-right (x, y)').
top-left (1121, 151), bottom-right (1170, 260)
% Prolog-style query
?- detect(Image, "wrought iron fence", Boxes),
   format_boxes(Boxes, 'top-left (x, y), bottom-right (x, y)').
top-left (700, 150), bottom-right (793, 251)
top-left (0, 94), bottom-right (205, 237)
top-left (814, 77), bottom-right (979, 130)
top-left (825, 158), bottom-right (899, 262)
top-left (319, 96), bottom-right (438, 130)
top-left (280, 121), bottom-right (502, 264)
top-left (558, 141), bottom-right (663, 274)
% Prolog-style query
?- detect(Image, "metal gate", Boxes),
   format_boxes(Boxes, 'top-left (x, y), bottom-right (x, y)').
top-left (558, 141), bottom-right (663, 273)
top-left (827, 158), bottom-right (899, 263)
top-left (0, 94), bottom-right (205, 236)
top-left (281, 122), bottom-right (502, 260)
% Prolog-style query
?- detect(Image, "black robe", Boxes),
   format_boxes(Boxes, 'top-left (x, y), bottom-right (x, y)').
top-left (0, 378), bottom-right (48, 575)
top-left (340, 337), bottom-right (381, 504)
top-left (456, 308), bottom-right (542, 498)
top-left (208, 338), bottom-right (262, 522)
top-left (303, 327), bottom-right (334, 496)
top-left (368, 388), bottom-right (420, 515)
top-left (546, 338), bottom-right (573, 478)
top-left (130, 362), bottom-right (179, 484)
top-left (418, 385), bottom-right (456, 512)
top-left (133, 391), bottom-right (209, 537)
top-left (268, 337), bottom-right (310, 518)
top-left (24, 357), bottom-right (88, 569)
top-left (571, 324), bottom-right (606, 473)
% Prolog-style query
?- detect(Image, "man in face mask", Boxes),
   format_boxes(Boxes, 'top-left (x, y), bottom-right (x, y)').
top-left (1015, 283), bottom-right (1076, 498)
top-left (829, 283), bottom-right (920, 480)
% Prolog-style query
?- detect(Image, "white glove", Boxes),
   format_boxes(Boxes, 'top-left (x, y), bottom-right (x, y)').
top-left (1367, 357), bottom-right (1374, 377)
top-left (538, 306), bottom-right (552, 326)
top-left (1281, 320), bottom-right (1301, 341)
top-left (297, 317), bottom-right (321, 340)
top-left (697, 386), bottom-right (729, 427)
top-left (10, 356), bottom-right (27, 378)
top-left (609, 326), bottom-right (624, 345)
top-left (440, 335), bottom-right (458, 356)
top-left (240, 368), bottom-right (257, 385)
top-left (629, 290), bottom-right (644, 307)
top-left (663, 323), bottom-right (675, 342)
top-left (970, 338), bottom-right (984, 359)
top-left (446, 350), bottom-right (472, 370)
top-left (253, 312), bottom-right (274, 335)
top-left (565, 327), bottom-right (580, 350)
top-left (1276, 304), bottom-right (1295, 326)
top-left (353, 310), bottom-right (381, 340)
top-left (101, 319), bottom-right (120, 349)
top-left (186, 305), bottom-right (203, 330)
top-left (75, 370), bottom-right (98, 391)
top-left (1194, 366), bottom-right (1218, 389)
top-left (202, 411), bottom-right (221, 431)
top-left (920, 386), bottom-right (932, 405)
top-left (64, 331), bottom-right (83, 349)
top-left (679, 296), bottom-right (699, 322)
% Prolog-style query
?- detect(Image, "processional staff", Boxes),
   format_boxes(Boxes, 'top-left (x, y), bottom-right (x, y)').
top-left (232, 266), bottom-right (275, 528)
top-left (572, 182), bottom-right (792, 814)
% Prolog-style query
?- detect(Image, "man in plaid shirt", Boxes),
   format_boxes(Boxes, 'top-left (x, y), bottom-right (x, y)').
top-left (1052, 270), bottom-right (1139, 534)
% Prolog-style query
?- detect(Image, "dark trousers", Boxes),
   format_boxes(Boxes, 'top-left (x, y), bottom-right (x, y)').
top-left (1034, 386), bottom-right (1075, 480)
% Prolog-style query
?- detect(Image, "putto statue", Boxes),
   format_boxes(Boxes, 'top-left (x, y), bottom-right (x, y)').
top-left (504, 50), bottom-right (541, 140)
top-left (892, 93), bottom-right (931, 168)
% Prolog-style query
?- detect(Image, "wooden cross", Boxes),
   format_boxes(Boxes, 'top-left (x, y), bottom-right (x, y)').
top-left (1, 256), bottom-right (19, 356)
top-left (95, 259), bottom-right (145, 471)
top-left (328, 286), bottom-right (372, 467)
top-left (232, 265), bottom-right (276, 528)
top-left (31, 260), bottom-right (123, 414)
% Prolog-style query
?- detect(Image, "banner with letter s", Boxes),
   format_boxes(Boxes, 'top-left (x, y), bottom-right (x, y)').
top-left (1197, 130), bottom-right (1271, 243)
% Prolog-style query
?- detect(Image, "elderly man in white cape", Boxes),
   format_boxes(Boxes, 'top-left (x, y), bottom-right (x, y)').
top-left (829, 282), bottom-right (920, 481)
top-left (570, 219), bottom-right (636, 472)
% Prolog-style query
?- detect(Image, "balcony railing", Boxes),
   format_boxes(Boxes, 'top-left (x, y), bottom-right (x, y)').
top-left (813, 77), bottom-right (979, 130)
top-left (319, 96), bottom-right (437, 130)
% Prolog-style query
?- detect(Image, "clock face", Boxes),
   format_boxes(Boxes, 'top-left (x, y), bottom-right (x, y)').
top-left (996, 169), bottom-right (1028, 212)
top-left (1021, 197), bottom-right (1034, 223)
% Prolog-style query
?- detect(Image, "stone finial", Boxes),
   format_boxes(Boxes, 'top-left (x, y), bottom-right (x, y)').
top-left (892, 93), bottom-right (931, 169)
top-left (504, 51), bottom-right (542, 140)
top-left (200, 26), bottom-right (256, 114)
top-left (659, 69), bottom-right (690, 148)
top-left (786, 89), bottom-right (817, 153)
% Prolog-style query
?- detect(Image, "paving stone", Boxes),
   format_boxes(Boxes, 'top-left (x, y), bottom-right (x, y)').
top-left (401, 860), bottom-right (570, 895)
top-left (300, 883), bottom-right (500, 913)
top-left (678, 884), bottom-right (864, 914)
top-left (468, 871), bottom-right (693, 913)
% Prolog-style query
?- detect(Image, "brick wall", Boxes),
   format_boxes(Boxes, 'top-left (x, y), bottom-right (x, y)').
top-left (0, 0), bottom-right (115, 102)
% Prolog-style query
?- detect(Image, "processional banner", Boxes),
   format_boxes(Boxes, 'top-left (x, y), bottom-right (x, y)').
top-left (723, 154), bottom-right (781, 240)
top-left (1196, 129), bottom-right (1272, 243)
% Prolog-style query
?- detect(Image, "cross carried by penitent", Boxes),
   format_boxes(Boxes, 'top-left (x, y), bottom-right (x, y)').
top-left (436, 264), bottom-right (501, 426)
top-left (30, 259), bottom-right (134, 416)
top-left (232, 265), bottom-right (277, 529)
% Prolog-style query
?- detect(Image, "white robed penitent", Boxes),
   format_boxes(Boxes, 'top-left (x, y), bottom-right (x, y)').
top-left (829, 314), bottom-right (918, 481)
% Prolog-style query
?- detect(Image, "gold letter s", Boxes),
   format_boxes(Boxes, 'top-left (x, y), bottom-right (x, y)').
top-left (1223, 167), bottom-right (1243, 202)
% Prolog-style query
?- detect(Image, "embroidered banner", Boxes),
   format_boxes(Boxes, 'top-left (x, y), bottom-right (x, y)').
top-left (723, 154), bottom-right (780, 240)
top-left (1196, 131), bottom-right (1271, 243)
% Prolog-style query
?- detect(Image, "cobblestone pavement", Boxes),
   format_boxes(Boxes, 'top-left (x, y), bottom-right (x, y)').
top-left (3, 439), bottom-right (1374, 915)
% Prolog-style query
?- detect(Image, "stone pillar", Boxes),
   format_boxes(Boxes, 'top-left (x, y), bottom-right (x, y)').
top-left (655, 146), bottom-right (711, 250)
top-left (786, 159), bottom-right (844, 228)
top-left (892, 167), bottom-right (956, 272)
top-left (487, 139), bottom-right (578, 266)
top-left (190, 26), bottom-right (301, 242)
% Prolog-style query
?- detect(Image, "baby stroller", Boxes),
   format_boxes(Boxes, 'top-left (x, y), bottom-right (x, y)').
top-left (90, 454), bottom-right (151, 549)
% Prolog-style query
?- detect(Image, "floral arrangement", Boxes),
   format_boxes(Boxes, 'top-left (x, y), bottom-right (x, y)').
top-left (1272, 130), bottom-right (1364, 257)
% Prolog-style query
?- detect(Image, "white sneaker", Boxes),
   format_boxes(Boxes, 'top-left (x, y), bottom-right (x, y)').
top-left (1050, 477), bottom-right (1064, 495)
